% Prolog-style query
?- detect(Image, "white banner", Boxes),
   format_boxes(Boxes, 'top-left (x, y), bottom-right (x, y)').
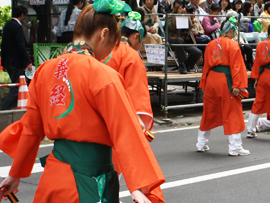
top-left (145, 44), bottom-right (165, 65)
top-left (53, 0), bottom-right (69, 4)
top-left (30, 0), bottom-right (45, 5)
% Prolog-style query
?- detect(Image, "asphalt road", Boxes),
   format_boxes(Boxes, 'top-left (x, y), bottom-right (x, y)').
top-left (1, 125), bottom-right (270, 203)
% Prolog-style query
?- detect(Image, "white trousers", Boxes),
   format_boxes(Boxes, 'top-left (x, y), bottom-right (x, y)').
top-left (247, 113), bottom-right (260, 133)
top-left (196, 129), bottom-right (243, 151)
top-left (257, 117), bottom-right (270, 131)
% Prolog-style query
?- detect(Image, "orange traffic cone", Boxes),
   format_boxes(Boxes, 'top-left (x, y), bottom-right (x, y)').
top-left (17, 75), bottom-right (29, 109)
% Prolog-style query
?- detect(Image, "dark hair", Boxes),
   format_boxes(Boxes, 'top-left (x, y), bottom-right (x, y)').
top-left (264, 2), bottom-right (270, 11)
top-left (121, 23), bottom-right (147, 38)
top-left (268, 24), bottom-right (270, 35)
top-left (133, 7), bottom-right (145, 22)
top-left (232, 0), bottom-right (242, 12)
top-left (173, 0), bottom-right (184, 7)
top-left (210, 3), bottom-right (221, 12)
top-left (185, 5), bottom-right (194, 13)
top-left (74, 4), bottom-right (121, 47)
top-left (12, 5), bottom-right (28, 18)
top-left (219, 0), bottom-right (232, 12)
top-left (65, 0), bottom-right (82, 26)
top-left (241, 1), bottom-right (252, 15)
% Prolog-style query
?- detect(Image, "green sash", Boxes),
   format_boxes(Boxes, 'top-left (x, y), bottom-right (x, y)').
top-left (259, 64), bottom-right (270, 75)
top-left (211, 66), bottom-right (233, 92)
top-left (41, 139), bottom-right (119, 203)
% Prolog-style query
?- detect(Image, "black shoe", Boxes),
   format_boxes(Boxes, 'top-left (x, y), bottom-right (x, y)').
top-left (186, 64), bottom-right (195, 73)
top-left (178, 63), bottom-right (187, 74)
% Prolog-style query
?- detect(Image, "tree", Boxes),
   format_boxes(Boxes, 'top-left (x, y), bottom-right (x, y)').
top-left (0, 5), bottom-right (12, 30)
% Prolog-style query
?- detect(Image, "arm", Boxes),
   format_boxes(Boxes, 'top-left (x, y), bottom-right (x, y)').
top-left (250, 43), bottom-right (261, 79)
top-left (94, 80), bottom-right (165, 200)
top-left (15, 26), bottom-right (31, 68)
top-left (123, 53), bottom-right (154, 130)
top-left (199, 43), bottom-right (211, 90)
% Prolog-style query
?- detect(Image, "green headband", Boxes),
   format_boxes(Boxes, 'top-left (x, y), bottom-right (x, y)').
top-left (93, 0), bottom-right (132, 14)
top-left (220, 21), bottom-right (237, 35)
top-left (120, 12), bottom-right (145, 42)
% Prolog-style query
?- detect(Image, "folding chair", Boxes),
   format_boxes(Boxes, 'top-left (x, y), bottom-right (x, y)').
top-left (259, 32), bottom-right (268, 41)
top-left (240, 32), bottom-right (261, 60)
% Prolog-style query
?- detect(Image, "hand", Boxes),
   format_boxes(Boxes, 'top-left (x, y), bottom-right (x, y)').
top-left (131, 190), bottom-right (151, 203)
top-left (26, 63), bottom-right (32, 71)
top-left (137, 115), bottom-right (145, 133)
top-left (254, 79), bottom-right (258, 90)
top-left (193, 31), bottom-right (199, 36)
top-left (231, 88), bottom-right (240, 97)
top-left (177, 7), bottom-right (186, 14)
top-left (149, 27), bottom-right (156, 34)
top-left (0, 175), bottom-right (20, 202)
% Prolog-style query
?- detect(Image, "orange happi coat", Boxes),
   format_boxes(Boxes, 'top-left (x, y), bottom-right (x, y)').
top-left (102, 41), bottom-right (165, 202)
top-left (105, 41), bottom-right (153, 130)
top-left (4, 53), bottom-right (165, 202)
top-left (199, 36), bottom-right (248, 135)
top-left (250, 39), bottom-right (270, 114)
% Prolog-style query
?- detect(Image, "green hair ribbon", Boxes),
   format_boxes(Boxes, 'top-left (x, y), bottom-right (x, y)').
top-left (228, 17), bottom-right (237, 24)
top-left (120, 11), bottom-right (145, 42)
top-left (93, 0), bottom-right (132, 14)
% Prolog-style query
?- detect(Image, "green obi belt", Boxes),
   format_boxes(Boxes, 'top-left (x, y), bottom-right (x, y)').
top-left (259, 64), bottom-right (270, 75)
top-left (40, 139), bottom-right (119, 203)
top-left (211, 65), bottom-right (232, 92)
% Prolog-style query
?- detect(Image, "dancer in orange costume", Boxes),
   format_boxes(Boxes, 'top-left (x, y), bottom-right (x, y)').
top-left (102, 12), bottom-right (165, 203)
top-left (196, 20), bottom-right (250, 156)
top-left (0, 2), bottom-right (165, 203)
top-left (246, 26), bottom-right (270, 138)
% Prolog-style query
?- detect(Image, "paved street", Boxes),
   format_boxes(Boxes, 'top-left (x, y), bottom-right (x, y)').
top-left (1, 123), bottom-right (270, 203)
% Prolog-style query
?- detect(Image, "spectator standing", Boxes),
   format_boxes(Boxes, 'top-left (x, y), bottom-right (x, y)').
top-left (188, 0), bottom-right (208, 22)
top-left (57, 0), bottom-right (83, 43)
top-left (218, 0), bottom-right (233, 25)
top-left (254, 0), bottom-right (264, 17)
top-left (259, 2), bottom-right (270, 33)
top-left (0, 5), bottom-right (32, 110)
top-left (201, 3), bottom-right (221, 39)
top-left (168, 0), bottom-right (202, 73)
top-left (199, 0), bottom-right (206, 10)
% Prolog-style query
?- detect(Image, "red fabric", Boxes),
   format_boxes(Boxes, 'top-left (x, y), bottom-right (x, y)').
top-left (5, 53), bottom-right (164, 202)
top-left (104, 42), bottom-right (153, 130)
top-left (250, 39), bottom-right (270, 114)
top-left (199, 37), bottom-right (248, 135)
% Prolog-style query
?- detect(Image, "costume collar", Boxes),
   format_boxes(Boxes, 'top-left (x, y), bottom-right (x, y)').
top-left (63, 41), bottom-right (95, 57)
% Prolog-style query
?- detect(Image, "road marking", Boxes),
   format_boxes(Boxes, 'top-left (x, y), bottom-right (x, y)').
top-left (1, 162), bottom-right (270, 197)
top-left (0, 119), bottom-right (251, 154)
top-left (152, 119), bottom-right (248, 134)
top-left (0, 163), bottom-right (44, 178)
top-left (119, 162), bottom-right (270, 198)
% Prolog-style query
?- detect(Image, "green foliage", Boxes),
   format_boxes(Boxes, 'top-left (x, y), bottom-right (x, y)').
top-left (0, 5), bottom-right (12, 29)
top-left (0, 71), bottom-right (11, 83)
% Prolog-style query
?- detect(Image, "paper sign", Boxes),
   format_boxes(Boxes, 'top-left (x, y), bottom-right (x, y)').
top-left (30, 0), bottom-right (45, 5)
top-left (176, 16), bottom-right (189, 29)
top-left (53, 0), bottom-right (69, 4)
top-left (245, 33), bottom-right (254, 38)
top-left (145, 44), bottom-right (165, 65)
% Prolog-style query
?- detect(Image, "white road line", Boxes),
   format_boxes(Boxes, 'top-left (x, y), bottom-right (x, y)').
top-left (119, 162), bottom-right (270, 198)
top-left (0, 163), bottom-right (44, 178)
top-left (152, 119), bottom-right (248, 134)
top-left (0, 119), bottom-right (251, 154)
top-left (1, 162), bottom-right (269, 197)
